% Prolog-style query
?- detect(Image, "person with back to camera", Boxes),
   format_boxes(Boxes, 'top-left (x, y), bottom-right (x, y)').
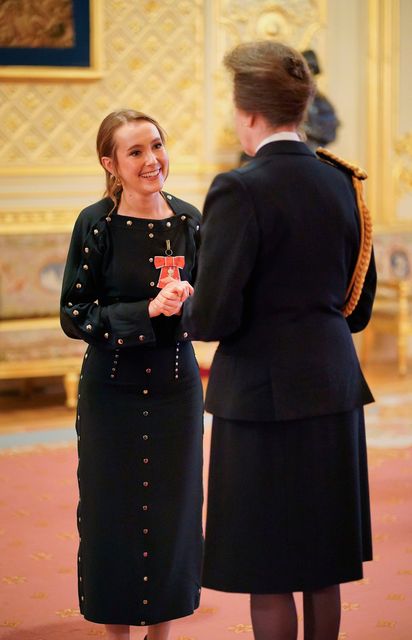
top-left (183, 41), bottom-right (376, 640)
top-left (60, 109), bottom-right (203, 640)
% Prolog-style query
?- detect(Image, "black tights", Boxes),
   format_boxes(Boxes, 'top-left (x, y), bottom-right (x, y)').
top-left (250, 585), bottom-right (341, 640)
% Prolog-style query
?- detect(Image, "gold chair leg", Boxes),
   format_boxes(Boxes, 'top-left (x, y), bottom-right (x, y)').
top-left (361, 325), bottom-right (374, 367)
top-left (63, 371), bottom-right (79, 409)
top-left (22, 378), bottom-right (34, 398)
top-left (397, 326), bottom-right (408, 376)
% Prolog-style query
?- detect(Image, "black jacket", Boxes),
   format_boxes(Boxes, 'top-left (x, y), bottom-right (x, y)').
top-left (183, 141), bottom-right (376, 422)
top-left (60, 194), bottom-right (200, 350)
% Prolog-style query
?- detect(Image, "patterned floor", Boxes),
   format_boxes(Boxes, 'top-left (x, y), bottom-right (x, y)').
top-left (365, 390), bottom-right (412, 448)
top-left (0, 376), bottom-right (411, 639)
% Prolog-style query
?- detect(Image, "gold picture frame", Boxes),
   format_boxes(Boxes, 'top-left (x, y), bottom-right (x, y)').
top-left (0, 0), bottom-right (103, 81)
top-left (0, 207), bottom-right (83, 408)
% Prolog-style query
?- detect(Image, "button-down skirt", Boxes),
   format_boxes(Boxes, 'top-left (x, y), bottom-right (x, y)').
top-left (203, 409), bottom-right (372, 593)
top-left (76, 341), bottom-right (203, 626)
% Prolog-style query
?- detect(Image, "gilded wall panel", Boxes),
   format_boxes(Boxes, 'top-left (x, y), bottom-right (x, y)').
top-left (210, 0), bottom-right (327, 160)
top-left (0, 0), bottom-right (329, 179)
top-left (395, 0), bottom-right (412, 223)
top-left (0, 0), bottom-right (204, 175)
top-left (217, 0), bottom-right (325, 46)
top-left (368, 0), bottom-right (412, 230)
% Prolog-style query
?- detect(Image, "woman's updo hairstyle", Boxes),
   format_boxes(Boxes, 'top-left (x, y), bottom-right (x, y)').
top-left (224, 40), bottom-right (315, 127)
top-left (96, 108), bottom-right (167, 211)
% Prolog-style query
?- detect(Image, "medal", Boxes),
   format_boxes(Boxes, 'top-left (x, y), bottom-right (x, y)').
top-left (154, 239), bottom-right (185, 288)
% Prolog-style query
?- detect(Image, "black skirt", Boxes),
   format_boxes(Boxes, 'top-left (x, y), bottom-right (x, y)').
top-left (203, 409), bottom-right (372, 593)
top-left (76, 340), bottom-right (203, 626)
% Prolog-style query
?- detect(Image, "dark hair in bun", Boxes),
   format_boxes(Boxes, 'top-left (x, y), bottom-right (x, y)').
top-left (224, 40), bottom-right (315, 127)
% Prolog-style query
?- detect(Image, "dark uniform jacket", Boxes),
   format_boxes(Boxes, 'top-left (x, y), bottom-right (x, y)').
top-left (183, 141), bottom-right (376, 422)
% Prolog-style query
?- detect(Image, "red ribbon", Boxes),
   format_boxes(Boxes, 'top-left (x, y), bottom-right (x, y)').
top-left (154, 255), bottom-right (185, 288)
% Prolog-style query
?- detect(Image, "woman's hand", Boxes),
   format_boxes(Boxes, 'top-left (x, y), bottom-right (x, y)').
top-left (148, 279), bottom-right (194, 317)
top-left (163, 277), bottom-right (194, 302)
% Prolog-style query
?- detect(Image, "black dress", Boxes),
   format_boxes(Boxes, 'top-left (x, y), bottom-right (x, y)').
top-left (60, 194), bottom-right (203, 626)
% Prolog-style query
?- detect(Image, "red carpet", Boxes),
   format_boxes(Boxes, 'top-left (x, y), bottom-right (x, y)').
top-left (0, 433), bottom-right (411, 639)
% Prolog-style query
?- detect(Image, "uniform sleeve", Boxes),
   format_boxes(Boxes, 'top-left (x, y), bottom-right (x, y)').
top-left (182, 171), bottom-right (259, 341)
top-left (60, 213), bottom-right (156, 349)
top-left (345, 247), bottom-right (377, 333)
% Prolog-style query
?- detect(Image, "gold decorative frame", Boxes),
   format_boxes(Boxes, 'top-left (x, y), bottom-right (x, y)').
top-left (367, 0), bottom-right (412, 232)
top-left (0, 0), bottom-right (103, 81)
top-left (0, 317), bottom-right (82, 409)
top-left (0, 208), bottom-right (77, 235)
top-left (0, 208), bottom-right (83, 408)
top-left (367, 0), bottom-right (397, 228)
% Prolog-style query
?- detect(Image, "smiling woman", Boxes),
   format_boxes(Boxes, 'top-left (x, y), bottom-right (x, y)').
top-left (59, 109), bottom-right (203, 640)
top-left (96, 110), bottom-right (170, 219)
top-left (99, 118), bottom-right (170, 214)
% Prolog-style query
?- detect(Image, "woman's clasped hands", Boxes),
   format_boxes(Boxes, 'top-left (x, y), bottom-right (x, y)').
top-left (148, 277), bottom-right (194, 318)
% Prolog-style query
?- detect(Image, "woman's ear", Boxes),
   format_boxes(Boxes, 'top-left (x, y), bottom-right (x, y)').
top-left (244, 112), bottom-right (255, 128)
top-left (101, 156), bottom-right (114, 174)
top-left (236, 107), bottom-right (254, 129)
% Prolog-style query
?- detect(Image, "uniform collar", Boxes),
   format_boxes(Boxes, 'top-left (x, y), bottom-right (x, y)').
top-left (255, 131), bottom-right (301, 153)
top-left (254, 139), bottom-right (316, 159)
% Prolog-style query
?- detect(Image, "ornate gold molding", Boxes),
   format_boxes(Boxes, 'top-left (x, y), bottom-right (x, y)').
top-left (395, 168), bottom-right (412, 193)
top-left (213, 0), bottom-right (327, 155)
top-left (218, 0), bottom-right (326, 47)
top-left (0, 1), bottom-right (204, 173)
top-left (0, 317), bottom-right (61, 332)
top-left (395, 132), bottom-right (412, 156)
top-left (0, 209), bottom-right (77, 234)
top-left (0, 161), bottom-right (232, 178)
top-left (0, 190), bottom-right (101, 200)
top-left (367, 0), bottom-right (396, 225)
top-left (367, 0), bottom-right (412, 229)
top-left (0, 166), bottom-right (100, 177)
top-left (394, 131), bottom-right (412, 194)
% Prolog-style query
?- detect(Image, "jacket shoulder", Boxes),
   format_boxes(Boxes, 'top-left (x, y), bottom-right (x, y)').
top-left (70, 198), bottom-right (113, 239)
top-left (77, 198), bottom-right (113, 223)
top-left (316, 147), bottom-right (367, 181)
top-left (162, 191), bottom-right (201, 222)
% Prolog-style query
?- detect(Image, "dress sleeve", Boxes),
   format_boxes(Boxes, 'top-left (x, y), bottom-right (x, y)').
top-left (60, 213), bottom-right (156, 349)
top-left (182, 171), bottom-right (259, 341)
top-left (175, 212), bottom-right (201, 342)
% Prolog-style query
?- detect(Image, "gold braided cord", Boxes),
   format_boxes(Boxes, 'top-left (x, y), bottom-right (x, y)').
top-left (315, 147), bottom-right (373, 318)
top-left (316, 147), bottom-right (368, 180)
top-left (342, 177), bottom-right (373, 317)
